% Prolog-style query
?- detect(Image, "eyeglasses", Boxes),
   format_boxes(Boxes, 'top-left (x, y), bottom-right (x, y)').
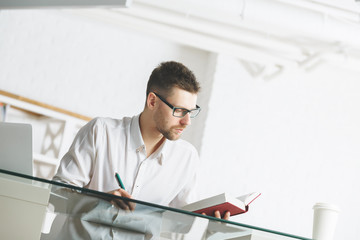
top-left (153, 92), bottom-right (201, 118)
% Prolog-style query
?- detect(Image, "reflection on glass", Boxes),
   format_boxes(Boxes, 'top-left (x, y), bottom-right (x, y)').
top-left (42, 186), bottom-right (164, 240)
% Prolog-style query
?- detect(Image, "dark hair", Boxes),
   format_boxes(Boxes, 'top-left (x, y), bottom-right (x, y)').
top-left (146, 61), bottom-right (200, 98)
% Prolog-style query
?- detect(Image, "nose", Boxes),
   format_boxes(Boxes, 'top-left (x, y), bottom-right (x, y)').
top-left (180, 112), bottom-right (191, 126)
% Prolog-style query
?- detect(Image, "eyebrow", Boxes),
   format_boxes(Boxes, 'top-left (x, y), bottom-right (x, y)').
top-left (154, 92), bottom-right (198, 110)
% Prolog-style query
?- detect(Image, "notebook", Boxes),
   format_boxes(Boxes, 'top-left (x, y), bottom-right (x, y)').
top-left (0, 122), bottom-right (33, 176)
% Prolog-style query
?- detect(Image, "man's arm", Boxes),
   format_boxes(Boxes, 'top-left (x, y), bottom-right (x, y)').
top-left (53, 118), bottom-right (100, 187)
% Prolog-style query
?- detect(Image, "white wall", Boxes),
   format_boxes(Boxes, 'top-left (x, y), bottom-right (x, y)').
top-left (1, 9), bottom-right (359, 239)
top-left (198, 54), bottom-right (360, 239)
top-left (0, 9), bottom-right (212, 151)
top-left (0, 10), bottom-right (210, 119)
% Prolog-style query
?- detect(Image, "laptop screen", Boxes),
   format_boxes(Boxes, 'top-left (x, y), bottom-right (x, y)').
top-left (0, 122), bottom-right (33, 176)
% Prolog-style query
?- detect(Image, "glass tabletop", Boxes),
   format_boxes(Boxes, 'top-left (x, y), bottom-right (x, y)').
top-left (0, 168), bottom-right (312, 240)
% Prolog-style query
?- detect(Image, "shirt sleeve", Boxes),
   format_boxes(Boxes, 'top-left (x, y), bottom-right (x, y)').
top-left (53, 118), bottom-right (102, 187)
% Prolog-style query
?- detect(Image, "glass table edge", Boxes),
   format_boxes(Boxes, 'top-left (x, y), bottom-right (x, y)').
top-left (0, 168), bottom-right (312, 240)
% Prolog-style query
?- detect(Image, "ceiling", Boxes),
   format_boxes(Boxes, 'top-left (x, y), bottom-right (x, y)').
top-left (3, 0), bottom-right (359, 74)
top-left (71, 0), bottom-right (360, 75)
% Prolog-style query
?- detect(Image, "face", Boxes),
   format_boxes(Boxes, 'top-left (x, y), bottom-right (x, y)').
top-left (153, 88), bottom-right (198, 141)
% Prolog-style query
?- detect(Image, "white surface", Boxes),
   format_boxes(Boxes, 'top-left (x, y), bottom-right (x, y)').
top-left (198, 54), bottom-right (360, 240)
top-left (0, 176), bottom-right (50, 240)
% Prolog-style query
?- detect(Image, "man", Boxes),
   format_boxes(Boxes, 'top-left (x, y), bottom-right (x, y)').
top-left (54, 61), bottom-right (200, 204)
top-left (53, 61), bottom-right (230, 219)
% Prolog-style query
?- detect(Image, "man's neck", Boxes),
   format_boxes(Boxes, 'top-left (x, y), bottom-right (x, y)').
top-left (139, 112), bottom-right (165, 158)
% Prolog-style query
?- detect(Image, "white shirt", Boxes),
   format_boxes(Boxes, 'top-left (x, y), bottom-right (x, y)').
top-left (53, 115), bottom-right (200, 208)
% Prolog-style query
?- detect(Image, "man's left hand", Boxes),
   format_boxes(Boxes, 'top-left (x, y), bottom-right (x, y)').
top-left (202, 210), bottom-right (230, 220)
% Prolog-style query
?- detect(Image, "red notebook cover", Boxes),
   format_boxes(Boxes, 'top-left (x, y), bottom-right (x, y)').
top-left (193, 202), bottom-right (248, 217)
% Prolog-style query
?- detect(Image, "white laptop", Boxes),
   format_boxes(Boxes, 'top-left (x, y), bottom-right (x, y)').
top-left (0, 122), bottom-right (33, 176)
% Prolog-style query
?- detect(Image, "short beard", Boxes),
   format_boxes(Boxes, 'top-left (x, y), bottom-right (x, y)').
top-left (157, 126), bottom-right (180, 141)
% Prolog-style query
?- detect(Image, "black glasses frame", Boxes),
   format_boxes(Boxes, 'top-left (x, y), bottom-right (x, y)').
top-left (152, 92), bottom-right (201, 118)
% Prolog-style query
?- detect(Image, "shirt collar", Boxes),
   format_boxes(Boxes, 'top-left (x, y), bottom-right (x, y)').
top-left (151, 140), bottom-right (169, 165)
top-left (130, 114), bottom-right (169, 165)
top-left (130, 114), bottom-right (145, 152)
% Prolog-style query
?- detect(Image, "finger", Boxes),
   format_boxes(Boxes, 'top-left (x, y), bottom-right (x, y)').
top-left (109, 189), bottom-right (132, 198)
top-left (108, 189), bottom-right (135, 211)
top-left (110, 199), bottom-right (128, 211)
top-left (214, 210), bottom-right (221, 219)
top-left (128, 201), bottom-right (136, 211)
top-left (110, 189), bottom-right (122, 197)
top-left (223, 211), bottom-right (231, 220)
top-left (114, 199), bottom-right (130, 211)
top-left (120, 190), bottom-right (132, 199)
top-left (116, 189), bottom-right (135, 211)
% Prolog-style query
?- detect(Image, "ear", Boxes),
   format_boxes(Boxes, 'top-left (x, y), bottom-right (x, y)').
top-left (146, 92), bottom-right (157, 110)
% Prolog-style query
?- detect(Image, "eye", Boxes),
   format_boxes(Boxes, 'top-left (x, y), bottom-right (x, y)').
top-left (174, 108), bottom-right (186, 113)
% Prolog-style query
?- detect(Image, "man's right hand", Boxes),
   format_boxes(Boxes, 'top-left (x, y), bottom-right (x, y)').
top-left (107, 189), bottom-right (136, 211)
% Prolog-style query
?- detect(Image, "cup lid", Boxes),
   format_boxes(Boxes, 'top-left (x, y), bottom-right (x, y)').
top-left (313, 202), bottom-right (340, 212)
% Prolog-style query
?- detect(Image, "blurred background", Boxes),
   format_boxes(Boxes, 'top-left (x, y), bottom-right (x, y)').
top-left (1, 0), bottom-right (360, 239)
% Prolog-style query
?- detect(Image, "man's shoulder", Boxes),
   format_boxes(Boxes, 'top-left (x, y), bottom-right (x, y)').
top-left (169, 138), bottom-right (198, 154)
top-left (89, 116), bottom-right (134, 128)
top-left (165, 139), bottom-right (200, 169)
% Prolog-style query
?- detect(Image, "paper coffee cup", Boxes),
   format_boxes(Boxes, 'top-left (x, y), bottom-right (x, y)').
top-left (312, 202), bottom-right (340, 240)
